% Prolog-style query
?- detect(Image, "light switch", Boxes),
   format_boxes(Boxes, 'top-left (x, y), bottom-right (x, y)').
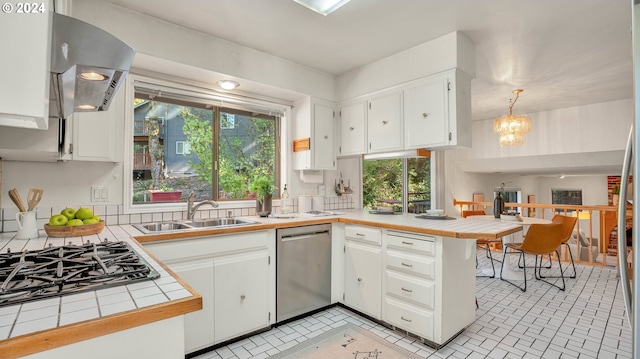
top-left (91, 186), bottom-right (109, 202)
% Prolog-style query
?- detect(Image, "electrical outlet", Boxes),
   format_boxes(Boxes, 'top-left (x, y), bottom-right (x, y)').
top-left (91, 186), bottom-right (109, 202)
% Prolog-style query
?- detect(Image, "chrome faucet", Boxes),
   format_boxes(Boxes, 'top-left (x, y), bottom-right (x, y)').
top-left (187, 192), bottom-right (219, 219)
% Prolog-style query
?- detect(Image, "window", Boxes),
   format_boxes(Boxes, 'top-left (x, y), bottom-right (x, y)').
top-left (129, 80), bottom-right (281, 206)
top-left (362, 156), bottom-right (430, 213)
top-left (175, 141), bottom-right (191, 155)
top-left (552, 189), bottom-right (582, 213)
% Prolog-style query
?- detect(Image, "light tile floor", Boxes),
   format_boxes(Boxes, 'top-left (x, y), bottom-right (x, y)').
top-left (194, 253), bottom-right (632, 359)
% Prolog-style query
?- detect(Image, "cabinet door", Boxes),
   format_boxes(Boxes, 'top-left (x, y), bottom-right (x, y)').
top-left (169, 260), bottom-right (215, 353)
top-left (214, 251), bottom-right (270, 343)
top-left (339, 101), bottom-right (367, 156)
top-left (367, 92), bottom-right (402, 153)
top-left (313, 102), bottom-right (336, 169)
top-left (72, 89), bottom-right (125, 162)
top-left (344, 241), bottom-right (382, 319)
top-left (404, 78), bottom-right (448, 149)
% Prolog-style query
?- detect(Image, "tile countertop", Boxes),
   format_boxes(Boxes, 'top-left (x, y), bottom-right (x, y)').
top-left (0, 209), bottom-right (523, 357)
top-left (0, 225), bottom-right (202, 359)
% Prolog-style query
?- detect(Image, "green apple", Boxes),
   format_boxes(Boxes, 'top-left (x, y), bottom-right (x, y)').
top-left (66, 219), bottom-right (84, 226)
top-left (75, 207), bottom-right (93, 220)
top-left (90, 215), bottom-right (101, 222)
top-left (83, 218), bottom-right (98, 225)
top-left (61, 208), bottom-right (77, 220)
top-left (48, 214), bottom-right (68, 226)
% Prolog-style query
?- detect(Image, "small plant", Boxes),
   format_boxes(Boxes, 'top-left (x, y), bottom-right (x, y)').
top-left (612, 184), bottom-right (620, 195)
top-left (249, 176), bottom-right (275, 203)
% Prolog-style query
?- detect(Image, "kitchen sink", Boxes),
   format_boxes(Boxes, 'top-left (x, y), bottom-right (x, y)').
top-left (187, 218), bottom-right (257, 227)
top-left (134, 218), bottom-right (259, 234)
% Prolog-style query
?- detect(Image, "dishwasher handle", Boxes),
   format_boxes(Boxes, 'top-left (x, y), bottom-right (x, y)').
top-left (280, 231), bottom-right (330, 242)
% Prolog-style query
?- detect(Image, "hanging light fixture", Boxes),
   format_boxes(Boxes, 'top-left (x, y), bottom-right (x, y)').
top-left (494, 89), bottom-right (532, 146)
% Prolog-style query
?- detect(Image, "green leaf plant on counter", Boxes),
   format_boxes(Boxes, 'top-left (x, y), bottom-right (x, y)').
top-left (249, 175), bottom-right (275, 204)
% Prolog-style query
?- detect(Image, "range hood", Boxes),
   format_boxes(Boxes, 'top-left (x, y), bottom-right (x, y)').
top-left (49, 13), bottom-right (135, 120)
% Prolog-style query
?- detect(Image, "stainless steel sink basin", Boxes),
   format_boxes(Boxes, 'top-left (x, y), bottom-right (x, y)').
top-left (134, 217), bottom-right (258, 234)
top-left (187, 218), bottom-right (257, 227)
top-left (137, 222), bottom-right (192, 232)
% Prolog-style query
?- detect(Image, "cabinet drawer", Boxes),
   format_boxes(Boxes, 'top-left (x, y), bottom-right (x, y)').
top-left (385, 271), bottom-right (434, 309)
top-left (384, 297), bottom-right (433, 340)
top-left (345, 225), bottom-right (381, 245)
top-left (386, 231), bottom-right (435, 256)
top-left (386, 250), bottom-right (435, 279)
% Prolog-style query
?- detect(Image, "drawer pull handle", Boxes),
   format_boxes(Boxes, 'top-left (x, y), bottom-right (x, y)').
top-left (401, 316), bottom-right (412, 322)
top-left (401, 287), bottom-right (413, 293)
top-left (357, 278), bottom-right (362, 282)
top-left (349, 126), bottom-right (355, 130)
top-left (401, 241), bottom-right (413, 245)
top-left (401, 262), bottom-right (413, 268)
top-left (423, 113), bottom-right (429, 118)
top-left (356, 233), bottom-right (365, 237)
top-left (241, 295), bottom-right (246, 300)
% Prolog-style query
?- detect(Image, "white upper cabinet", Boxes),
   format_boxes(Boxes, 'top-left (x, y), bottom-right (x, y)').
top-left (404, 76), bottom-right (448, 149)
top-left (0, 0), bottom-right (52, 130)
top-left (337, 100), bottom-right (367, 157)
top-left (405, 70), bottom-right (471, 149)
top-left (367, 91), bottom-right (403, 153)
top-left (293, 97), bottom-right (336, 170)
top-left (336, 69), bottom-right (472, 154)
top-left (72, 89), bottom-right (125, 162)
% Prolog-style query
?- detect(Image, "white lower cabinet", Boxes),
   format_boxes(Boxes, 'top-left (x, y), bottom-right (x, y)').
top-left (377, 229), bottom-right (475, 346)
top-left (214, 251), bottom-right (270, 343)
top-left (170, 260), bottom-right (215, 353)
top-left (144, 230), bottom-right (274, 354)
top-left (343, 225), bottom-right (382, 319)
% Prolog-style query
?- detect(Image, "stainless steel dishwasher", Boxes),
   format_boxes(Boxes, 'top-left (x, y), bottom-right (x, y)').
top-left (277, 224), bottom-right (332, 322)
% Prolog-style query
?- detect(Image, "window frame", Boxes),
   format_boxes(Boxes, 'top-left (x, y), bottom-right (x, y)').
top-left (123, 74), bottom-right (290, 214)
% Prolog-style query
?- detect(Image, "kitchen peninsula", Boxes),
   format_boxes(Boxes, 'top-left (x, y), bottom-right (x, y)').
top-left (0, 210), bottom-right (522, 357)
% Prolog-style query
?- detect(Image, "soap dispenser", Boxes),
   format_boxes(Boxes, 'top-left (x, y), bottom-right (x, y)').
top-left (281, 184), bottom-right (292, 214)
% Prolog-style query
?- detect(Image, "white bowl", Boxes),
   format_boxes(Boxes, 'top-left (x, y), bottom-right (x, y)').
top-left (426, 209), bottom-right (445, 216)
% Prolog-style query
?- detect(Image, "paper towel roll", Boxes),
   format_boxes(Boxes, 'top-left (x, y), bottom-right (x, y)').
top-left (298, 195), bottom-right (313, 213)
top-left (312, 195), bottom-right (324, 211)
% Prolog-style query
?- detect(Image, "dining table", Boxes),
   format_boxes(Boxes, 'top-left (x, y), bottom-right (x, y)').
top-left (465, 214), bottom-right (552, 280)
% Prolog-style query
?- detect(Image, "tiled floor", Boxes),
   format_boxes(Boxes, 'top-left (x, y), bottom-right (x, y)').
top-left (194, 253), bottom-right (632, 359)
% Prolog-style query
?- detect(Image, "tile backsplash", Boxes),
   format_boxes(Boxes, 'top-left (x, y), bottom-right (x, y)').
top-left (1, 196), bottom-right (355, 232)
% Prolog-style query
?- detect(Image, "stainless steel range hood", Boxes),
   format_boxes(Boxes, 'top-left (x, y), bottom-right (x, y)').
top-left (49, 13), bottom-right (135, 120)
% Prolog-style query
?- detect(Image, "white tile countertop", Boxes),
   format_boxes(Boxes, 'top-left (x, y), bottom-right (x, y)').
top-left (0, 225), bottom-right (195, 341)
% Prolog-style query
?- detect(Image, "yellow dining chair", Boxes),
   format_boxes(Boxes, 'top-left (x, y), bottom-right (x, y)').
top-left (501, 223), bottom-right (565, 292)
top-left (538, 214), bottom-right (578, 278)
top-left (463, 210), bottom-right (501, 278)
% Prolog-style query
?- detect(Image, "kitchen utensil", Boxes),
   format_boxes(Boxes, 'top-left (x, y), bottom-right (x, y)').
top-left (15, 211), bottom-right (39, 239)
top-left (8, 188), bottom-right (27, 212)
top-left (27, 188), bottom-right (43, 211)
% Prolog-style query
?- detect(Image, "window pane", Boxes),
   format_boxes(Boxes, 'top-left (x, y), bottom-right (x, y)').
top-left (363, 157), bottom-right (431, 213)
top-left (132, 98), bottom-right (213, 204)
top-left (218, 109), bottom-right (277, 200)
top-left (407, 157), bottom-right (430, 213)
top-left (363, 159), bottom-right (403, 210)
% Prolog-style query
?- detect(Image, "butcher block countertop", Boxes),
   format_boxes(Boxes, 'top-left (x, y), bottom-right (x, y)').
top-left (0, 209), bottom-right (523, 358)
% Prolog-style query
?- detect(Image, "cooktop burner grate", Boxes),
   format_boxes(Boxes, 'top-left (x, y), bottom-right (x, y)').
top-left (0, 239), bottom-right (160, 307)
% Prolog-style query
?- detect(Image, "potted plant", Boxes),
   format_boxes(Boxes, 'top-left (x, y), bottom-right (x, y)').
top-left (250, 176), bottom-right (275, 217)
top-left (612, 184), bottom-right (620, 206)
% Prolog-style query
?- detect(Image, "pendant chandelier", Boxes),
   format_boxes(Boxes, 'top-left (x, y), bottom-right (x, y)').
top-left (494, 89), bottom-right (531, 146)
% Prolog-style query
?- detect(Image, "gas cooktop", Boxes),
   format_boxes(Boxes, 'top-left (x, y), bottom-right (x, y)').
top-left (0, 240), bottom-right (160, 307)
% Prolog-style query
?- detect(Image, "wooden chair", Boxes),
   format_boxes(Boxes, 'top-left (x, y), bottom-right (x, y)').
top-left (462, 210), bottom-right (501, 278)
top-left (540, 214), bottom-right (578, 278)
top-left (501, 223), bottom-right (565, 292)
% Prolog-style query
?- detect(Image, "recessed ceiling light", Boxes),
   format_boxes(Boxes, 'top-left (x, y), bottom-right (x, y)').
top-left (293, 0), bottom-right (351, 16)
top-left (217, 80), bottom-right (239, 90)
top-left (78, 72), bottom-right (109, 81)
top-left (77, 104), bottom-right (98, 110)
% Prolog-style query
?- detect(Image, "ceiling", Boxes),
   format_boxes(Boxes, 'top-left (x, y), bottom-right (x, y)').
top-left (103, 0), bottom-right (632, 122)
